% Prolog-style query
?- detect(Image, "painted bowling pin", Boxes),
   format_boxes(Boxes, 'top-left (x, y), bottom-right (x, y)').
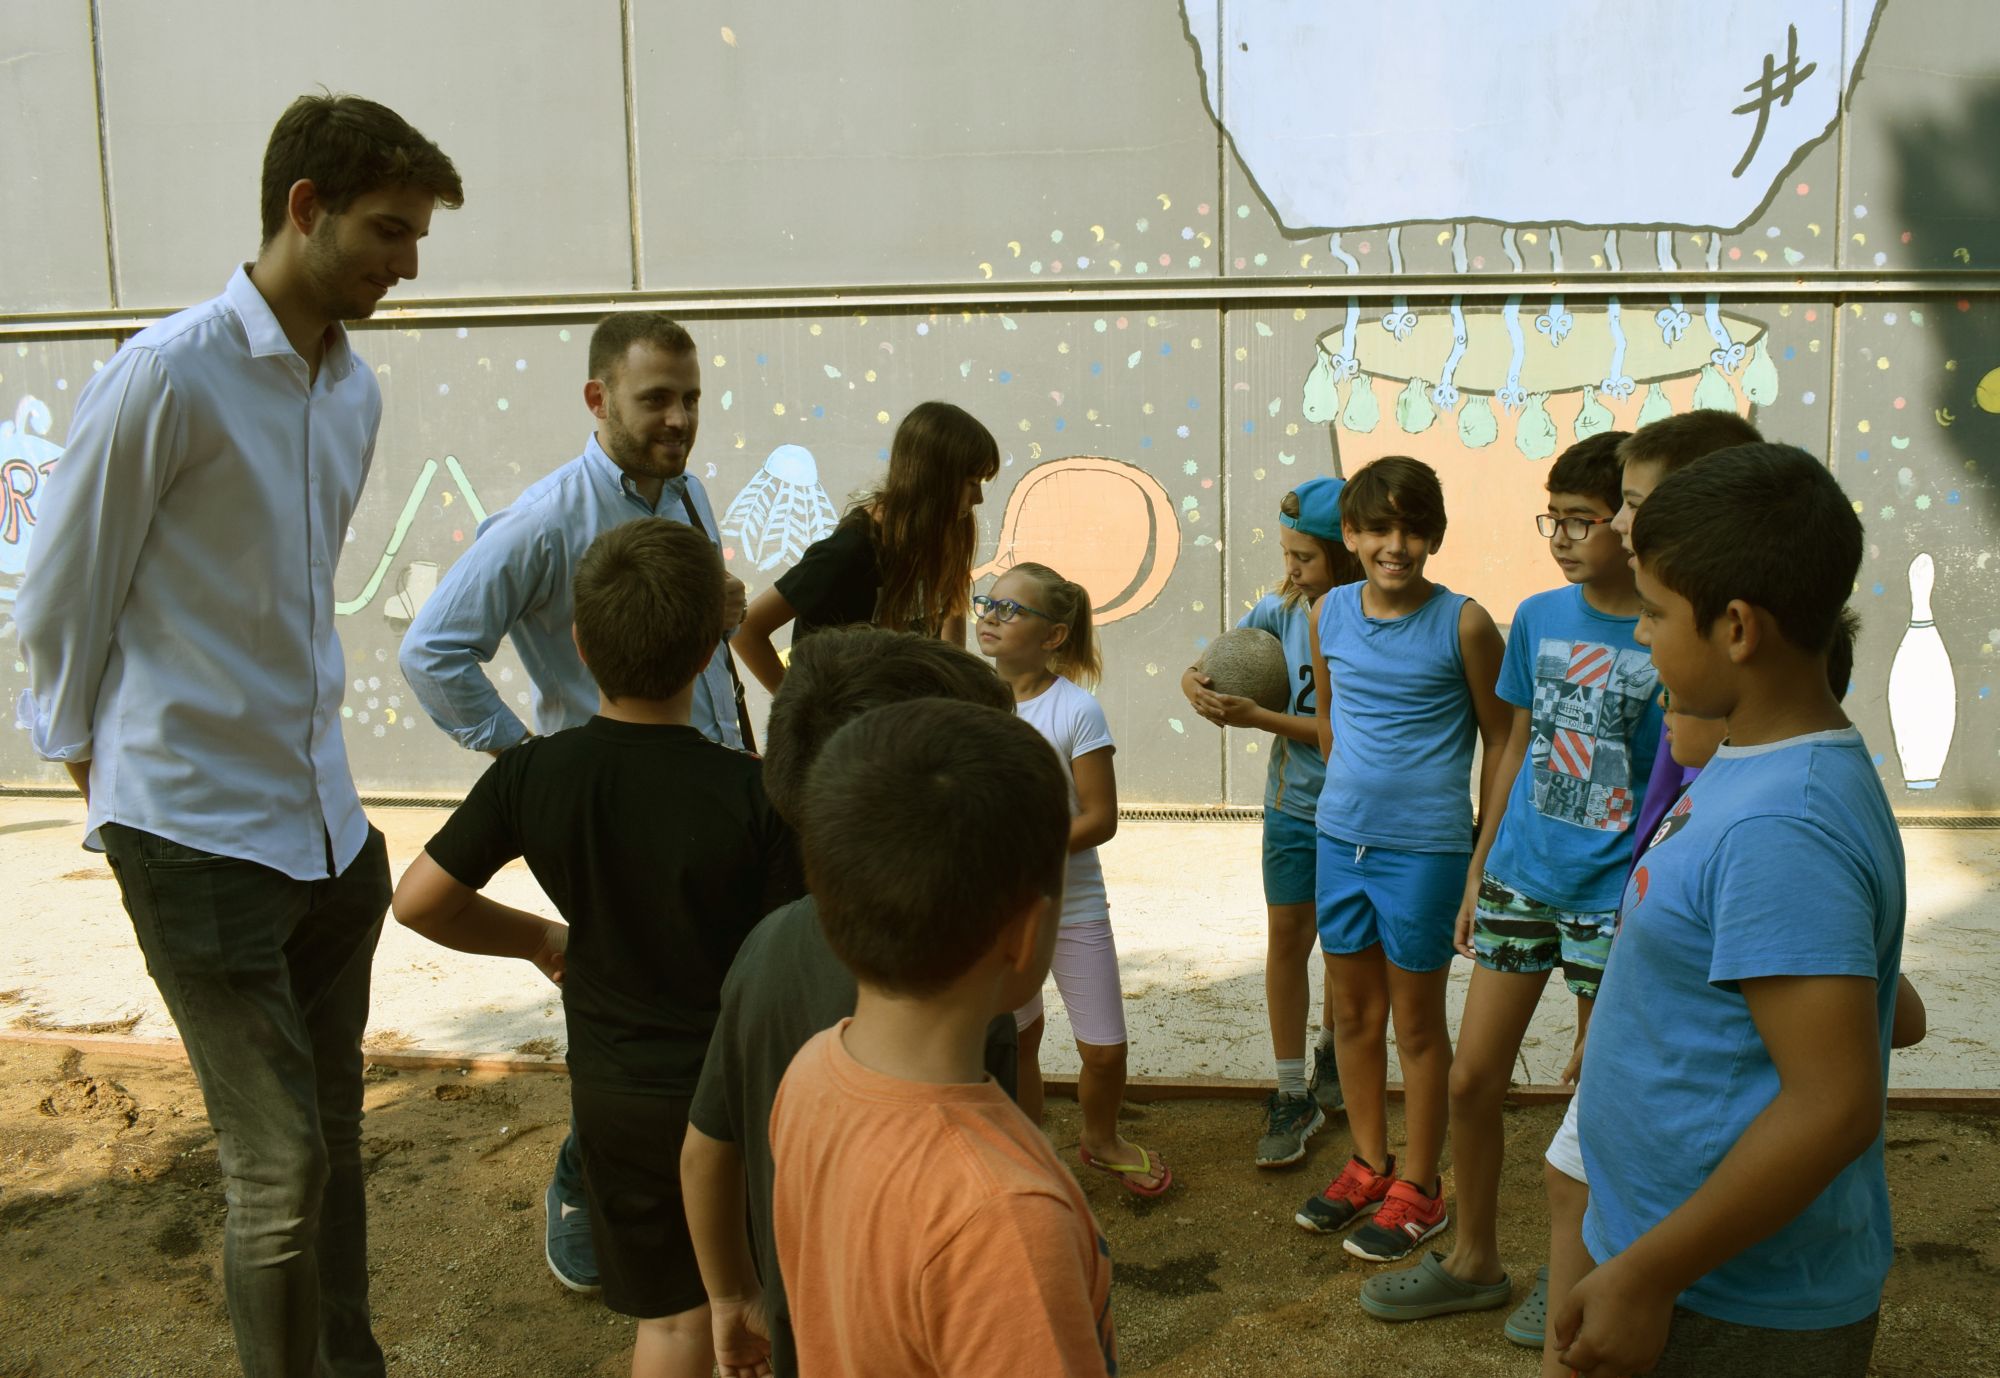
top-left (1886, 552), bottom-right (1955, 790)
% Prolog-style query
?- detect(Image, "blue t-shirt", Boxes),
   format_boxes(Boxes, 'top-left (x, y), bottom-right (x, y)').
top-left (1485, 584), bottom-right (1663, 912)
top-left (1239, 593), bottom-right (1326, 822)
top-left (1580, 728), bottom-right (1905, 1330)
top-left (1314, 581), bottom-right (1475, 853)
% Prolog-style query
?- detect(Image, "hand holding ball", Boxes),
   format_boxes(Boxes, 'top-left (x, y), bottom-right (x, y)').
top-left (1195, 627), bottom-right (1291, 714)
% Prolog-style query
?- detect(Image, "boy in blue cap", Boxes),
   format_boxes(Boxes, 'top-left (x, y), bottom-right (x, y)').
top-left (1183, 476), bottom-right (1363, 1166)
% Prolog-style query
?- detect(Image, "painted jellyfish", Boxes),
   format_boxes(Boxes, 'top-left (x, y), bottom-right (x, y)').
top-left (0, 396), bottom-right (65, 600)
top-left (1205, 0), bottom-right (1862, 489)
top-left (719, 443), bottom-right (840, 572)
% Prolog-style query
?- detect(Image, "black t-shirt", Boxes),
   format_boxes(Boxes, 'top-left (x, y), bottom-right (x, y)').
top-left (687, 896), bottom-right (1018, 1378)
top-left (773, 511), bottom-right (881, 645)
top-left (425, 718), bottom-right (802, 1095)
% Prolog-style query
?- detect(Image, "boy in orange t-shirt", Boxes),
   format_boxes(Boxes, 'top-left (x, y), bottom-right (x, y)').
top-left (770, 699), bottom-right (1116, 1378)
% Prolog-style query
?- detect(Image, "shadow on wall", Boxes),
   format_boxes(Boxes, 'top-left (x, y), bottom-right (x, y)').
top-left (1896, 75), bottom-right (2000, 511)
top-left (1890, 75), bottom-right (2000, 812)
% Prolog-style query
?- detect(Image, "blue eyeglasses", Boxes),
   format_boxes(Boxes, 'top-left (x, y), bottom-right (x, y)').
top-left (971, 594), bottom-right (1052, 624)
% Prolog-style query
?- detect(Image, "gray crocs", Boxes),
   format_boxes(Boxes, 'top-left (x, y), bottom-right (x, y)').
top-left (1358, 1251), bottom-right (1512, 1321)
top-left (1504, 1265), bottom-right (1549, 1347)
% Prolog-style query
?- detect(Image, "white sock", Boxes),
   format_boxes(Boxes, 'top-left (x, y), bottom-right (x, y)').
top-left (1275, 1057), bottom-right (1307, 1098)
top-left (1314, 1024), bottom-right (1337, 1056)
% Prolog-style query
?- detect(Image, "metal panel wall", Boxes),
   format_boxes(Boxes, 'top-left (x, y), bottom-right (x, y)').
top-left (3, 0), bottom-right (1995, 810)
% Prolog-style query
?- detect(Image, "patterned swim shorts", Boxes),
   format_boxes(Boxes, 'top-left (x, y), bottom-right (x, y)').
top-left (1470, 873), bottom-right (1616, 999)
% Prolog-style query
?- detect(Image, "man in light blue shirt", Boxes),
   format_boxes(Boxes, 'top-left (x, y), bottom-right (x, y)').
top-left (14, 95), bottom-right (461, 1378)
top-left (398, 311), bottom-right (747, 1291)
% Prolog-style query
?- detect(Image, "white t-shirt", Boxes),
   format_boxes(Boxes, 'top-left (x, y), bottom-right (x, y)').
top-left (1014, 675), bottom-right (1115, 927)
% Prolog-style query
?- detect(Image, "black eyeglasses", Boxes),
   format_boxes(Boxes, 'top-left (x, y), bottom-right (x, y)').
top-left (971, 594), bottom-right (1052, 624)
top-left (1535, 514), bottom-right (1616, 541)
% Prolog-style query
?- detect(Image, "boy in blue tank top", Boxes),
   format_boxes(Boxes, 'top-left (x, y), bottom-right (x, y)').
top-left (1294, 457), bottom-right (1512, 1264)
top-left (1555, 445), bottom-right (1903, 1378)
top-left (1359, 431), bottom-right (1663, 1323)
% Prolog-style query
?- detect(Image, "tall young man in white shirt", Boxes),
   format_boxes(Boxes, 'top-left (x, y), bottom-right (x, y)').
top-left (15, 93), bottom-right (462, 1378)
top-left (398, 312), bottom-right (751, 1294)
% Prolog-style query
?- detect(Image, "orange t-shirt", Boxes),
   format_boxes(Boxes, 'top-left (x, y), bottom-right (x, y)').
top-left (771, 1022), bottom-right (1117, 1377)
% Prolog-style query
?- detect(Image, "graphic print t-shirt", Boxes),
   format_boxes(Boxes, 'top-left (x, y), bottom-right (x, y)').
top-left (1237, 593), bottom-right (1326, 822)
top-left (1484, 584), bottom-right (1663, 912)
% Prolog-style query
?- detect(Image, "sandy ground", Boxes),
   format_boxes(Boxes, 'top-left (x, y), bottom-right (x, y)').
top-left (4, 797), bottom-right (1997, 1087)
top-left (2, 1040), bottom-right (1996, 1378)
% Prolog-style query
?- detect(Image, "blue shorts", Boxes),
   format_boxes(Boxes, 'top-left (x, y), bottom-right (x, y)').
top-left (1262, 809), bottom-right (1319, 906)
top-left (1314, 832), bottom-right (1470, 973)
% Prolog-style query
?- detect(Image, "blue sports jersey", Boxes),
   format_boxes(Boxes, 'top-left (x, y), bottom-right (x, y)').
top-left (1580, 728), bottom-right (1905, 1330)
top-left (1238, 593), bottom-right (1326, 822)
top-left (1314, 581), bottom-right (1475, 852)
top-left (1485, 584), bottom-right (1664, 912)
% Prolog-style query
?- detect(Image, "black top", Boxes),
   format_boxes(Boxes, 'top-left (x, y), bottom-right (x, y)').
top-left (425, 718), bottom-right (802, 1095)
top-left (688, 896), bottom-right (1018, 1378)
top-left (774, 511), bottom-right (882, 644)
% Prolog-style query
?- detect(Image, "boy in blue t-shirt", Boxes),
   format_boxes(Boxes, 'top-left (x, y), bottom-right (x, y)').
top-left (1359, 431), bottom-right (1663, 1322)
top-left (1555, 444), bottom-right (1904, 1378)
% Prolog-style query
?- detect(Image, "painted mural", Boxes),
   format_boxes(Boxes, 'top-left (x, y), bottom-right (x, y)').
top-left (2, 0), bottom-right (1995, 811)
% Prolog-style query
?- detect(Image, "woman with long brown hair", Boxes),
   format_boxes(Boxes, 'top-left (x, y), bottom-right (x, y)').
top-left (735, 400), bottom-right (999, 692)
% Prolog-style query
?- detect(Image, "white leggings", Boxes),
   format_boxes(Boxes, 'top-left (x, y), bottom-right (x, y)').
top-left (1013, 917), bottom-right (1128, 1047)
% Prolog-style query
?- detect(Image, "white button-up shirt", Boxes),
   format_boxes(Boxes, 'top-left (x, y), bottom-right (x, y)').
top-left (15, 266), bottom-right (376, 880)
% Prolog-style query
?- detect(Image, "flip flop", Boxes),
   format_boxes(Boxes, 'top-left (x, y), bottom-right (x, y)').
top-left (1504, 1265), bottom-right (1549, 1347)
top-left (1078, 1143), bottom-right (1174, 1198)
top-left (1358, 1252), bottom-right (1512, 1322)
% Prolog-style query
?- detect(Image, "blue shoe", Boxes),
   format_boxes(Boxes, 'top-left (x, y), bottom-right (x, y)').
top-left (543, 1178), bottom-right (600, 1294)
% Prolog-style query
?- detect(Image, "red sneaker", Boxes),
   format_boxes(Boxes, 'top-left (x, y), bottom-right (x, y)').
top-left (1294, 1154), bottom-right (1397, 1234)
top-left (1344, 1178), bottom-right (1450, 1261)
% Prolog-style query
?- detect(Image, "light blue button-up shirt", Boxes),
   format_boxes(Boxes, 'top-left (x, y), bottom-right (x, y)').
top-left (14, 267), bottom-right (375, 880)
top-left (397, 435), bottom-right (740, 752)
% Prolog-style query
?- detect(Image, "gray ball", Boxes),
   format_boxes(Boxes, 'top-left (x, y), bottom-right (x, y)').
top-left (1197, 627), bottom-right (1291, 713)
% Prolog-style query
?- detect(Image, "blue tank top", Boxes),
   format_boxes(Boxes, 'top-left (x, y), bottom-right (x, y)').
top-left (1238, 593), bottom-right (1326, 822)
top-left (1314, 581), bottom-right (1477, 852)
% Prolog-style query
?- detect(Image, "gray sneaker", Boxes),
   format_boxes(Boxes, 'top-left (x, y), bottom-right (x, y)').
top-left (1308, 1049), bottom-right (1345, 1114)
top-left (1255, 1091), bottom-right (1326, 1167)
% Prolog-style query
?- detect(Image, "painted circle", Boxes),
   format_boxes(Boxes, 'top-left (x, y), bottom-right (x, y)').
top-left (1975, 366), bottom-right (2000, 414)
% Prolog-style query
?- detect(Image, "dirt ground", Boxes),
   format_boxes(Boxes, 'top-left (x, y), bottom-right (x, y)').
top-left (1, 1040), bottom-right (1996, 1378)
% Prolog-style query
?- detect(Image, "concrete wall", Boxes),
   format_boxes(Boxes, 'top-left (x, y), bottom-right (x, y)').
top-left (4, 0), bottom-right (1996, 810)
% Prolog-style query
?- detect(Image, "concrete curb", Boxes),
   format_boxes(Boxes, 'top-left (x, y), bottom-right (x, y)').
top-left (10, 1030), bottom-right (1996, 1114)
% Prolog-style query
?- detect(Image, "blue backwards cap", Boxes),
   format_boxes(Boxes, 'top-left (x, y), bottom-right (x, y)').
top-left (1280, 476), bottom-right (1345, 541)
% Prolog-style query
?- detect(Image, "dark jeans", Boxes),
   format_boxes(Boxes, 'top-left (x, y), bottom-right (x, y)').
top-left (102, 822), bottom-right (391, 1378)
top-left (1651, 1306), bottom-right (1880, 1377)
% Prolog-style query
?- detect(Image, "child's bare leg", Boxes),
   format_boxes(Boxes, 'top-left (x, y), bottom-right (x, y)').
top-left (1267, 901), bottom-right (1317, 1065)
top-left (1322, 951), bottom-right (1339, 1036)
top-left (1541, 1161), bottom-right (1592, 1378)
top-left (1326, 947), bottom-right (1392, 1168)
top-left (631, 1304), bottom-right (712, 1378)
top-left (1076, 1039), bottom-right (1166, 1190)
top-left (1441, 964), bottom-right (1552, 1283)
top-left (1385, 960), bottom-right (1453, 1188)
top-left (1016, 1015), bottom-right (1046, 1125)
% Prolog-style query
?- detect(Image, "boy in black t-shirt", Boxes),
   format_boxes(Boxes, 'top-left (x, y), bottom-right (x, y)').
top-left (394, 517), bottom-right (798, 1378)
top-left (681, 626), bottom-right (1020, 1378)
